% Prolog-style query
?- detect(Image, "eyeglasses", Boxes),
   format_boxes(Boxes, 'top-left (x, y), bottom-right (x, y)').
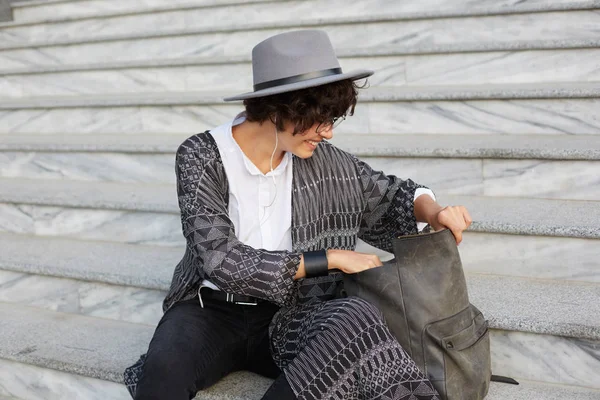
top-left (316, 115), bottom-right (346, 134)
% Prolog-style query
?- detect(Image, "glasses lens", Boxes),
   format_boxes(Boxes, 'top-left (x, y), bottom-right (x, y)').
top-left (317, 116), bottom-right (346, 133)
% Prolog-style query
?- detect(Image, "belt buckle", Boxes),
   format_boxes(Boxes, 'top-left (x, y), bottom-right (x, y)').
top-left (227, 293), bottom-right (258, 306)
top-left (235, 300), bottom-right (258, 306)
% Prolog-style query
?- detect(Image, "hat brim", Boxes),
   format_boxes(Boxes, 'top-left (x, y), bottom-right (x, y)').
top-left (223, 69), bottom-right (374, 102)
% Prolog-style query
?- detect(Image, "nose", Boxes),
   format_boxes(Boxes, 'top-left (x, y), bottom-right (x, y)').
top-left (319, 127), bottom-right (334, 140)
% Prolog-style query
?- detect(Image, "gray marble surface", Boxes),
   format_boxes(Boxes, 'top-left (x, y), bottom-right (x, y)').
top-left (11, 0), bottom-right (270, 22)
top-left (0, 177), bottom-right (178, 212)
top-left (2, 354), bottom-right (600, 400)
top-left (365, 98), bottom-right (600, 135)
top-left (1, 11), bottom-right (599, 70)
top-left (460, 232), bottom-right (600, 283)
top-left (490, 330), bottom-right (600, 389)
top-left (3, 133), bottom-right (599, 160)
top-left (9, 0), bottom-right (600, 25)
top-left (1, 301), bottom-right (599, 397)
top-left (1, 98), bottom-right (600, 136)
top-left (436, 194), bottom-right (600, 239)
top-left (4, 38), bottom-right (599, 76)
top-left (0, 56), bottom-right (405, 97)
top-left (4, 84), bottom-right (600, 108)
top-left (1, 178), bottom-right (599, 239)
top-left (0, 104), bottom-right (241, 134)
top-left (32, 153), bottom-right (600, 197)
top-left (0, 151), bottom-right (177, 184)
top-left (4, 0), bottom-right (600, 46)
top-left (0, 303), bottom-right (275, 397)
top-left (0, 270), bottom-right (164, 325)
top-left (0, 302), bottom-right (153, 383)
top-left (0, 358), bottom-right (130, 400)
top-left (482, 159), bottom-right (600, 200)
top-left (2, 229), bottom-right (598, 335)
top-left (3, 49), bottom-right (600, 98)
top-left (467, 274), bottom-right (600, 339)
top-left (0, 231), bottom-right (180, 289)
top-left (364, 157), bottom-right (600, 200)
top-left (487, 380), bottom-right (600, 400)
top-left (330, 134), bottom-right (600, 160)
top-left (0, 203), bottom-right (183, 246)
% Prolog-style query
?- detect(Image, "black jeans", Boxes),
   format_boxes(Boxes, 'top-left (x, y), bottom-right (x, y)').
top-left (134, 296), bottom-right (294, 400)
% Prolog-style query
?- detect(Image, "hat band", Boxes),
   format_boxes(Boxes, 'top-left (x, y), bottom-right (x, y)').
top-left (253, 68), bottom-right (343, 92)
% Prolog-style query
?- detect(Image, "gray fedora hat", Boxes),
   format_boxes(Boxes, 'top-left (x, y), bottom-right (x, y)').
top-left (223, 30), bottom-right (374, 102)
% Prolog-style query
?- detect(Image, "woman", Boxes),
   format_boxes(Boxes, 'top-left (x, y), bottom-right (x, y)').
top-left (124, 30), bottom-right (472, 400)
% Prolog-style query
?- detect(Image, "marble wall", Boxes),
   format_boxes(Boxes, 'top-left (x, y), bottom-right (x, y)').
top-left (459, 232), bottom-right (600, 283)
top-left (0, 203), bottom-right (184, 246)
top-left (482, 159), bottom-right (600, 200)
top-left (364, 157), bottom-right (600, 201)
top-left (10, 0), bottom-right (591, 24)
top-left (4, 0), bottom-right (599, 45)
top-left (0, 270), bottom-right (164, 326)
top-left (3, 49), bottom-right (600, 97)
top-left (366, 99), bottom-right (600, 135)
top-left (1, 11), bottom-right (599, 70)
top-left (0, 152), bottom-right (177, 184)
top-left (1, 98), bottom-right (600, 135)
top-left (1, 152), bottom-right (597, 200)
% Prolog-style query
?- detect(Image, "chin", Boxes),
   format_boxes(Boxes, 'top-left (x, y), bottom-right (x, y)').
top-left (294, 151), bottom-right (315, 159)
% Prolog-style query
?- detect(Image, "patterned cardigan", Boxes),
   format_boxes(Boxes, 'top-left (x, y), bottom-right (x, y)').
top-left (162, 131), bottom-right (428, 311)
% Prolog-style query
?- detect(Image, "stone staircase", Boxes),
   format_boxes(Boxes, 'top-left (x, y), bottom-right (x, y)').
top-left (0, 0), bottom-right (599, 398)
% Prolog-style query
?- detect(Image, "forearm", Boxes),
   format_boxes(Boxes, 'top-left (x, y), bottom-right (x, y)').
top-left (294, 249), bottom-right (382, 279)
top-left (204, 244), bottom-right (301, 306)
top-left (414, 194), bottom-right (444, 230)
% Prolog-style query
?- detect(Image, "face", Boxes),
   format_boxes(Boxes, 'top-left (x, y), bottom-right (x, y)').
top-left (280, 121), bottom-right (335, 159)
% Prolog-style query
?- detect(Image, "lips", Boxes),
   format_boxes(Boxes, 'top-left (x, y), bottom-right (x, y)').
top-left (305, 140), bottom-right (319, 150)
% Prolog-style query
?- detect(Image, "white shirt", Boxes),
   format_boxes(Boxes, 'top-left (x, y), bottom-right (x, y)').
top-left (202, 114), bottom-right (435, 290)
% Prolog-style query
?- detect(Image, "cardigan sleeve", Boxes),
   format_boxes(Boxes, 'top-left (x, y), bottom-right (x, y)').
top-left (176, 134), bottom-right (301, 307)
top-left (352, 154), bottom-right (433, 253)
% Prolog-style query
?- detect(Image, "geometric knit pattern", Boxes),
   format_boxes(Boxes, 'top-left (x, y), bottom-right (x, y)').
top-left (124, 131), bottom-right (429, 397)
top-left (162, 131), bottom-right (426, 311)
top-left (270, 297), bottom-right (440, 400)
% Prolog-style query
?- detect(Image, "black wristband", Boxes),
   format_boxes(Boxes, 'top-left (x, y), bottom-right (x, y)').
top-left (303, 250), bottom-right (329, 278)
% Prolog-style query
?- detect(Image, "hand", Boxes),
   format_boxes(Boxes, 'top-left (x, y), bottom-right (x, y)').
top-left (430, 205), bottom-right (473, 245)
top-left (327, 249), bottom-right (382, 274)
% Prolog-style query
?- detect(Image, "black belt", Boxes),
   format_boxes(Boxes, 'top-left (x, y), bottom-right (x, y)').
top-left (200, 288), bottom-right (263, 306)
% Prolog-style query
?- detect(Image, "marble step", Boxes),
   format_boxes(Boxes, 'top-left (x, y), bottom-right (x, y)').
top-left (0, 302), bottom-right (272, 400)
top-left (9, 0), bottom-right (273, 22)
top-left (2, 85), bottom-right (600, 135)
top-left (3, 46), bottom-right (600, 97)
top-left (0, 177), bottom-right (599, 243)
top-left (0, 178), bottom-right (182, 246)
top-left (0, 232), bottom-right (178, 326)
top-left (2, 0), bottom-right (600, 46)
top-left (8, 0), bottom-right (600, 26)
top-left (0, 224), bottom-right (598, 325)
top-left (1, 271), bottom-right (600, 397)
top-left (2, 133), bottom-right (600, 159)
top-left (1, 134), bottom-right (599, 200)
top-left (1, 9), bottom-right (600, 70)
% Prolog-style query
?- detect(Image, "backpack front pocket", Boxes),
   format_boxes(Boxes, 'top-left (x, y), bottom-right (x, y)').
top-left (424, 305), bottom-right (491, 400)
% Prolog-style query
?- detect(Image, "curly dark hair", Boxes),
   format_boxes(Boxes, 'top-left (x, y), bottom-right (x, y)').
top-left (243, 79), bottom-right (366, 135)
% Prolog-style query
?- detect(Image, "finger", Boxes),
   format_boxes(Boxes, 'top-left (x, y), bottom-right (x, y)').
top-left (463, 208), bottom-right (473, 227)
top-left (451, 227), bottom-right (463, 245)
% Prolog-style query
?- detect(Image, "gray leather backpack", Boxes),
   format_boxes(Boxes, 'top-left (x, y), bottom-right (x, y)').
top-left (343, 229), bottom-right (491, 399)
